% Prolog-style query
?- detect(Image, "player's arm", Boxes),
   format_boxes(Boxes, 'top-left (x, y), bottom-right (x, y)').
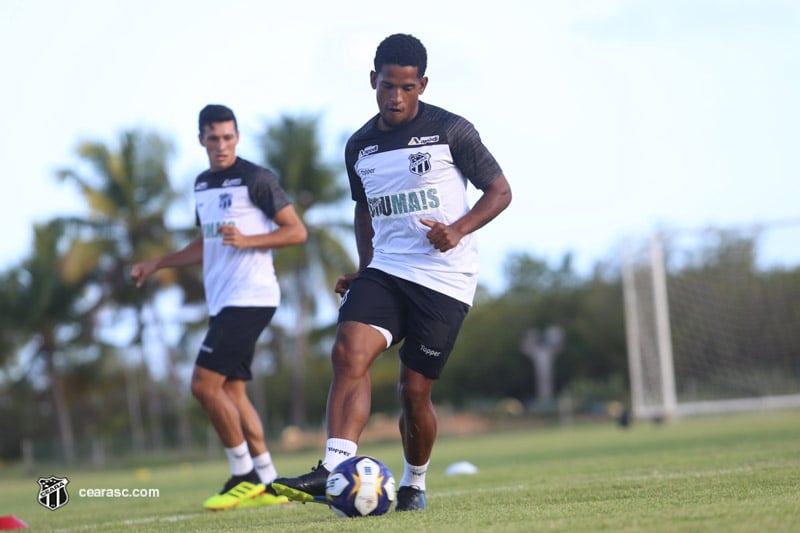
top-left (130, 236), bottom-right (204, 288)
top-left (334, 200), bottom-right (374, 295)
top-left (217, 204), bottom-right (307, 249)
top-left (421, 173), bottom-right (511, 252)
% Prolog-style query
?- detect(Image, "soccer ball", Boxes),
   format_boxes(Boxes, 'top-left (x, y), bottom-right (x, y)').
top-left (326, 455), bottom-right (396, 517)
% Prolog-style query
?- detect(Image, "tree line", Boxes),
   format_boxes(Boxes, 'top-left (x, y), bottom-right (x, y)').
top-left (0, 116), bottom-right (630, 464)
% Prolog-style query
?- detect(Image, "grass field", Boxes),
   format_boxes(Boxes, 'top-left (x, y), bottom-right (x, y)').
top-left (2, 410), bottom-right (799, 532)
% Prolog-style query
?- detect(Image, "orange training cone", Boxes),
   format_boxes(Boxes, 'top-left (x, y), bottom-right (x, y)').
top-left (0, 516), bottom-right (28, 530)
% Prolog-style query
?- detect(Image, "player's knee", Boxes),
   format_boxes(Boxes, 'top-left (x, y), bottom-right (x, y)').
top-left (331, 342), bottom-right (374, 378)
top-left (397, 378), bottom-right (432, 406)
top-left (189, 380), bottom-right (204, 402)
top-left (190, 377), bottom-right (216, 404)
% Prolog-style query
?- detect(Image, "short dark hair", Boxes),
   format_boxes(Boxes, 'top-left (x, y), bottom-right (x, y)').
top-left (198, 104), bottom-right (238, 134)
top-left (374, 33), bottom-right (427, 77)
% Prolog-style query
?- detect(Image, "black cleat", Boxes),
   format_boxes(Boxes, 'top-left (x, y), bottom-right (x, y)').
top-left (271, 460), bottom-right (330, 504)
top-left (395, 486), bottom-right (426, 511)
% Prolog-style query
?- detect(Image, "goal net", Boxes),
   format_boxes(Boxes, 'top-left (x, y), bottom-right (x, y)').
top-left (622, 220), bottom-right (800, 419)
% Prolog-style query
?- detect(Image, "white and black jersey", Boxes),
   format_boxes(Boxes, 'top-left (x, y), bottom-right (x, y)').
top-left (345, 102), bottom-right (503, 306)
top-left (194, 157), bottom-right (291, 316)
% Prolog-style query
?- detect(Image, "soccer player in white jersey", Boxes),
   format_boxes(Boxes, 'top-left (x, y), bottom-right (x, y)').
top-left (272, 33), bottom-right (511, 511)
top-left (130, 105), bottom-right (307, 510)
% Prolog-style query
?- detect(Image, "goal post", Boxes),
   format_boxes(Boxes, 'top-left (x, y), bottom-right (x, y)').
top-left (623, 221), bottom-right (800, 420)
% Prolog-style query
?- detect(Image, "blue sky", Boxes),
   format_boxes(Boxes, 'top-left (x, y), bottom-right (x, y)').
top-left (2, 0), bottom-right (799, 292)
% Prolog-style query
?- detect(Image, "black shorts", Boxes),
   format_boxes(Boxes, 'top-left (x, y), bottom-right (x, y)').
top-left (196, 306), bottom-right (276, 380)
top-left (338, 268), bottom-right (470, 379)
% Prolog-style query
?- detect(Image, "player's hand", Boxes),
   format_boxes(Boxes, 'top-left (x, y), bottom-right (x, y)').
top-left (218, 224), bottom-right (249, 249)
top-left (130, 259), bottom-right (158, 288)
top-left (420, 218), bottom-right (462, 252)
top-left (335, 272), bottom-right (359, 296)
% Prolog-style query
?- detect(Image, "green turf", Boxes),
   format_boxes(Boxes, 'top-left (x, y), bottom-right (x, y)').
top-left (2, 410), bottom-right (799, 532)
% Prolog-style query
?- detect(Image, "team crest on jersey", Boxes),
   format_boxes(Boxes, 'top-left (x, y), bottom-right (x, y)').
top-left (408, 135), bottom-right (439, 146)
top-left (358, 145), bottom-right (379, 159)
top-left (219, 192), bottom-right (232, 209)
top-left (38, 476), bottom-right (70, 511)
top-left (408, 152), bottom-right (432, 176)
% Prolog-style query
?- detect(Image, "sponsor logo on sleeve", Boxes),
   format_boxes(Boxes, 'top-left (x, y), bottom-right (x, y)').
top-left (358, 145), bottom-right (379, 159)
top-left (408, 135), bottom-right (439, 146)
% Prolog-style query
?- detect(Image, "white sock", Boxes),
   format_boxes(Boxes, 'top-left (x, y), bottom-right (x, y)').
top-left (322, 438), bottom-right (357, 471)
top-left (225, 441), bottom-right (254, 476)
top-left (253, 451), bottom-right (278, 484)
top-left (399, 459), bottom-right (429, 491)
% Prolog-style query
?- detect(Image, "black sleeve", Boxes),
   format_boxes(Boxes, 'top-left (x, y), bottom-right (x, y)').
top-left (345, 137), bottom-right (367, 203)
top-left (250, 168), bottom-right (292, 219)
top-left (448, 116), bottom-right (503, 191)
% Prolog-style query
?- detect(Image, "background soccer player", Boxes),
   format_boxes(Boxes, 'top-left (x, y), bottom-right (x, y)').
top-left (131, 104), bottom-right (307, 510)
top-left (272, 33), bottom-right (511, 511)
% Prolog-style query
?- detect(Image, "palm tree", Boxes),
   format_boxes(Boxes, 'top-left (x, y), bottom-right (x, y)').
top-left (56, 129), bottom-right (203, 452)
top-left (0, 220), bottom-right (100, 464)
top-left (259, 116), bottom-right (355, 426)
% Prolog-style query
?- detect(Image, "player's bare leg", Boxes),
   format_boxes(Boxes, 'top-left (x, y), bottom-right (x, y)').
top-left (223, 379), bottom-right (266, 456)
top-left (223, 379), bottom-right (289, 509)
top-left (191, 367), bottom-right (265, 510)
top-left (191, 366), bottom-right (246, 448)
top-left (272, 321), bottom-right (386, 503)
top-left (398, 365), bottom-right (437, 464)
top-left (326, 321), bottom-right (388, 440)
top-left (221, 380), bottom-right (287, 506)
top-left (396, 364), bottom-right (434, 511)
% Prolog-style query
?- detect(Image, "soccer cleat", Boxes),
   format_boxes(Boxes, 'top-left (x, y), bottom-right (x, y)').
top-left (220, 469), bottom-right (261, 492)
top-left (236, 487), bottom-right (290, 508)
top-left (203, 471), bottom-right (265, 511)
top-left (203, 481), bottom-right (265, 511)
top-left (271, 460), bottom-right (330, 504)
top-left (395, 486), bottom-right (426, 512)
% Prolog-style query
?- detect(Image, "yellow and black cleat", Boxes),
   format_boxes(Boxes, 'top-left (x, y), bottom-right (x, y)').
top-left (203, 481), bottom-right (265, 511)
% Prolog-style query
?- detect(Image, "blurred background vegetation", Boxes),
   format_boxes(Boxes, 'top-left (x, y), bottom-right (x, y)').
top-left (4, 115), bottom-right (792, 470)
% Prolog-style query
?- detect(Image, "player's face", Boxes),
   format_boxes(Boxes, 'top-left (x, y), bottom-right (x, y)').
top-left (371, 64), bottom-right (428, 131)
top-left (199, 120), bottom-right (239, 172)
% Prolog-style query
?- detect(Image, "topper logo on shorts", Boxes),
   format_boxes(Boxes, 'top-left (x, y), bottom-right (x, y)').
top-left (420, 344), bottom-right (441, 358)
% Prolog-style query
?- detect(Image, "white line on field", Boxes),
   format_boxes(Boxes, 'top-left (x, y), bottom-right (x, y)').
top-left (52, 513), bottom-right (201, 532)
top-left (51, 498), bottom-right (338, 532)
top-left (614, 466), bottom-right (754, 482)
top-left (433, 484), bottom-right (528, 498)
